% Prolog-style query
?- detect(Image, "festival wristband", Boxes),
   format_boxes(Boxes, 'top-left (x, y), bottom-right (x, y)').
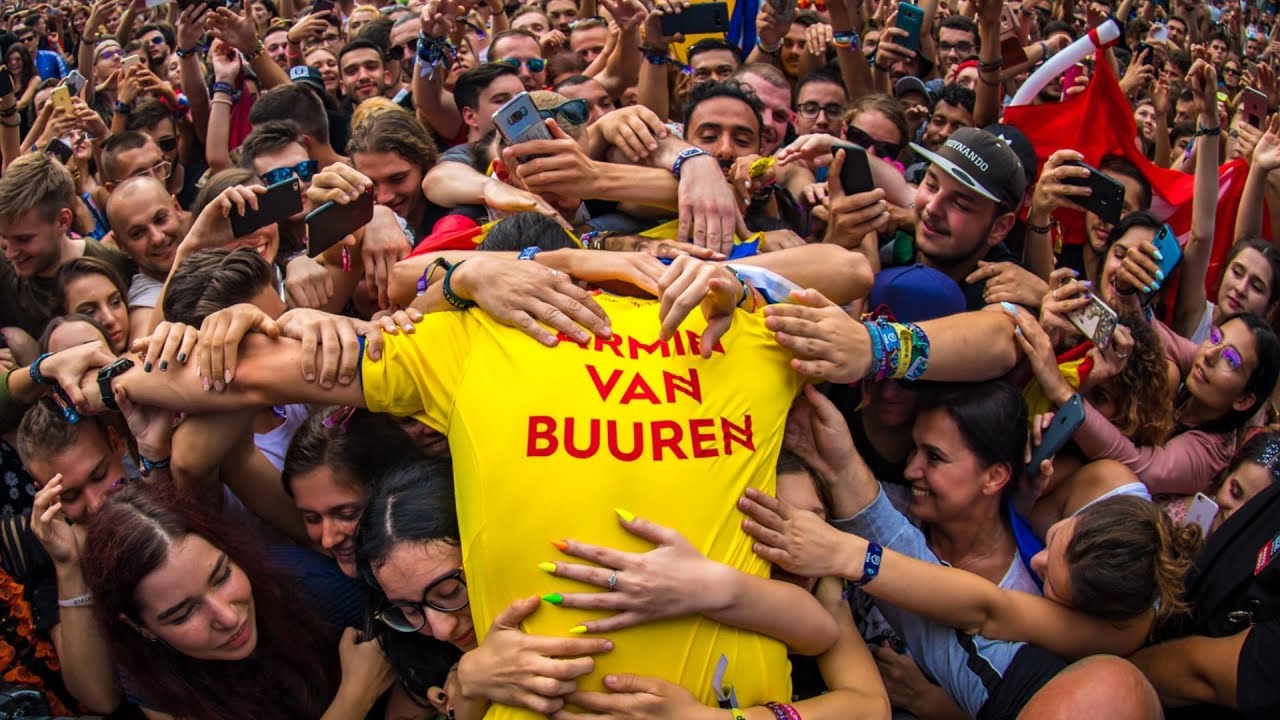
top-left (852, 542), bottom-right (883, 586)
top-left (57, 593), bottom-right (94, 608)
top-left (766, 702), bottom-right (802, 720)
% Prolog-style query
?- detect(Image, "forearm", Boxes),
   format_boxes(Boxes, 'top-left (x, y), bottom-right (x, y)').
top-left (1023, 223), bottom-right (1055, 282)
top-left (171, 411), bottom-right (257, 505)
top-left (320, 683), bottom-right (384, 720)
top-left (412, 61), bottom-right (463, 141)
top-left (53, 566), bottom-right (123, 713)
top-left (733, 243), bottom-right (873, 305)
top-left (181, 57), bottom-right (210, 141)
top-left (77, 43), bottom-right (96, 102)
top-left (710, 569), bottom-right (840, 656)
top-left (422, 160), bottom-right (489, 209)
top-left (974, 18), bottom-right (1001, 126)
top-left (598, 27), bottom-right (641, 96)
top-left (250, 53), bottom-right (289, 90)
top-left (1130, 633), bottom-right (1244, 708)
top-left (1236, 164), bottom-right (1269, 243)
top-left (636, 61), bottom-right (671, 120)
top-left (115, 7), bottom-right (139, 45)
top-left (0, 99), bottom-right (19, 173)
top-left (915, 309), bottom-right (1020, 381)
top-left (204, 98), bottom-right (233, 172)
top-left (592, 162), bottom-right (678, 208)
top-left (221, 436), bottom-right (308, 545)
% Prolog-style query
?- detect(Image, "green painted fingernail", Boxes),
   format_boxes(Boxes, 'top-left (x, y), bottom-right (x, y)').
top-left (1155, 269), bottom-right (1165, 281)
top-left (542, 593), bottom-right (564, 605)
top-left (1153, 249), bottom-right (1164, 261)
top-left (538, 562), bottom-right (557, 573)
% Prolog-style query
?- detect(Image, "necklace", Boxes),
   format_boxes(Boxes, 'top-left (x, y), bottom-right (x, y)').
top-left (953, 533), bottom-right (1004, 571)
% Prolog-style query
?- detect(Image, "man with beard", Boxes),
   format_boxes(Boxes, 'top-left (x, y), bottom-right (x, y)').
top-left (338, 39), bottom-right (393, 107)
top-left (905, 83), bottom-right (975, 183)
top-left (104, 175), bottom-right (187, 331)
top-left (896, 127), bottom-right (1027, 309)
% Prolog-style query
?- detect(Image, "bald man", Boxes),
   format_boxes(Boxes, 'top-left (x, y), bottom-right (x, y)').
top-left (1017, 655), bottom-right (1164, 720)
top-left (105, 175), bottom-right (188, 330)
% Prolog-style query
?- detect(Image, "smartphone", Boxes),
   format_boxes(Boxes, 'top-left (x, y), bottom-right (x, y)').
top-left (306, 191), bottom-right (374, 258)
top-left (62, 69), bottom-right (86, 96)
top-left (832, 142), bottom-right (874, 195)
top-left (1061, 64), bottom-right (1085, 100)
top-left (44, 138), bottom-right (72, 164)
top-left (121, 54), bottom-right (142, 72)
top-left (1146, 223), bottom-right (1183, 299)
top-left (1184, 492), bottom-right (1220, 535)
top-left (999, 4), bottom-right (1028, 66)
top-left (766, 0), bottom-right (796, 21)
top-left (0, 69), bottom-right (12, 98)
top-left (312, 0), bottom-right (334, 13)
top-left (1060, 160), bottom-right (1126, 227)
top-left (1067, 294), bottom-right (1120, 349)
top-left (1026, 394), bottom-right (1086, 479)
top-left (492, 91), bottom-right (553, 162)
top-left (229, 177), bottom-right (303, 238)
top-left (49, 84), bottom-right (71, 113)
top-left (894, 2), bottom-right (925, 52)
top-left (1242, 87), bottom-right (1267, 129)
top-left (659, 2), bottom-right (729, 36)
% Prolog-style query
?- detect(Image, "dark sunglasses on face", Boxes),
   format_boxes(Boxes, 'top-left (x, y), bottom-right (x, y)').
top-left (538, 97), bottom-right (590, 125)
top-left (499, 56), bottom-right (546, 73)
top-left (261, 159), bottom-right (318, 186)
top-left (845, 125), bottom-right (903, 159)
top-left (149, 35), bottom-right (166, 45)
top-left (390, 37), bottom-right (419, 60)
top-left (156, 136), bottom-right (178, 153)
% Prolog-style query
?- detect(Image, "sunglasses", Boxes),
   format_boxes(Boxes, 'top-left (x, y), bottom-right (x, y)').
top-left (1208, 326), bottom-right (1245, 372)
top-left (538, 97), bottom-right (589, 125)
top-left (156, 136), bottom-right (178, 153)
top-left (797, 101), bottom-right (845, 119)
top-left (498, 56), bottom-right (545, 73)
top-left (844, 126), bottom-right (902, 159)
top-left (99, 49), bottom-right (121, 61)
top-left (148, 35), bottom-right (166, 45)
top-left (797, 0), bottom-right (826, 9)
top-left (261, 159), bottom-right (318, 186)
top-left (389, 37), bottom-right (418, 60)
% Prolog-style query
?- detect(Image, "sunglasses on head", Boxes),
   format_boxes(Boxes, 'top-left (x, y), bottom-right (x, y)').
top-left (261, 159), bottom-right (318, 186)
top-left (499, 56), bottom-right (546, 72)
top-left (538, 97), bottom-right (589, 125)
top-left (844, 126), bottom-right (902, 159)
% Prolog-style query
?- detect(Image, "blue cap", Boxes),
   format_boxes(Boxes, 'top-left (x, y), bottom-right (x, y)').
top-left (868, 264), bottom-right (965, 323)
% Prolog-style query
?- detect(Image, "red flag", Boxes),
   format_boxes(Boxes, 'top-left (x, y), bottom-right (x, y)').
top-left (1206, 158), bottom-right (1273, 294)
top-left (1001, 51), bottom-right (1195, 243)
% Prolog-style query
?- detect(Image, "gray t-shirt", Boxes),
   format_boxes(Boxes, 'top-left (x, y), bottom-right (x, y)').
top-left (127, 273), bottom-right (164, 309)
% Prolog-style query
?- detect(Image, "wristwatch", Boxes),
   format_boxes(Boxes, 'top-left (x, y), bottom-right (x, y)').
top-left (671, 147), bottom-right (711, 180)
top-left (96, 358), bottom-right (135, 411)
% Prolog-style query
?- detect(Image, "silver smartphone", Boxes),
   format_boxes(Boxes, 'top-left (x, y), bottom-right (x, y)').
top-left (1067, 294), bottom-right (1119, 350)
top-left (491, 91), bottom-right (552, 163)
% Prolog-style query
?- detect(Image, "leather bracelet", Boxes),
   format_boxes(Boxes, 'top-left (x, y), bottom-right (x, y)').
top-left (175, 43), bottom-right (200, 57)
top-left (442, 260), bottom-right (477, 310)
top-left (1195, 124), bottom-right (1222, 137)
top-left (977, 58), bottom-right (1002, 73)
top-left (1027, 219), bottom-right (1054, 234)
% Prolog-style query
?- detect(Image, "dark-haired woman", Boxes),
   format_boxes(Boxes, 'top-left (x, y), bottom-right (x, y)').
top-left (76, 485), bottom-right (394, 720)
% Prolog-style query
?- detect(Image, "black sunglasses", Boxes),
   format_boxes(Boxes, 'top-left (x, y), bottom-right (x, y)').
top-left (390, 37), bottom-right (418, 60)
top-left (156, 136), bottom-right (178, 153)
top-left (844, 126), bottom-right (902, 159)
top-left (539, 98), bottom-right (590, 126)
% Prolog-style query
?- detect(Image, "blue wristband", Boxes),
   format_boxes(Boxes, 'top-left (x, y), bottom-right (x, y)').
top-left (29, 353), bottom-right (53, 386)
top-left (518, 246), bottom-right (542, 260)
top-left (853, 542), bottom-right (883, 586)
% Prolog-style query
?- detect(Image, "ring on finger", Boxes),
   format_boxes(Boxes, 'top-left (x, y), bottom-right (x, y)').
top-left (607, 570), bottom-right (618, 591)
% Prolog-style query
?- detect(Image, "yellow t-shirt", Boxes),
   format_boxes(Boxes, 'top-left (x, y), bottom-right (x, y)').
top-left (362, 294), bottom-right (803, 720)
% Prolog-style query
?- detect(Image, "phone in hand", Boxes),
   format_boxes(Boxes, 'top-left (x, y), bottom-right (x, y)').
top-left (44, 138), bottom-right (73, 164)
top-left (1061, 64), bottom-right (1085, 100)
top-left (1146, 223), bottom-right (1183, 300)
top-left (1067, 293), bottom-right (1120, 350)
top-left (306, 191), bottom-right (375, 258)
top-left (831, 142), bottom-right (875, 195)
top-left (229, 177), bottom-right (303, 239)
top-left (49, 84), bottom-right (72, 113)
top-left (1026, 394), bottom-right (1086, 479)
top-left (312, 0), bottom-right (334, 13)
top-left (1060, 160), bottom-right (1126, 226)
top-left (62, 69), bottom-right (86, 96)
top-left (659, 1), bottom-right (729, 37)
top-left (999, 4), bottom-right (1028, 66)
top-left (492, 91), bottom-right (553, 163)
top-left (121, 54), bottom-right (142, 73)
top-left (0, 69), bottom-right (12, 99)
top-left (894, 2), bottom-right (925, 52)
top-left (1241, 87), bottom-right (1267, 129)
top-left (1185, 492), bottom-right (1219, 535)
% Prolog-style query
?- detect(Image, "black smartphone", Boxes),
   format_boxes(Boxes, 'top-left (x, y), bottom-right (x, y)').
top-left (306, 191), bottom-right (375, 257)
top-left (1026, 394), bottom-right (1086, 479)
top-left (1060, 160), bottom-right (1126, 226)
top-left (313, 0), bottom-right (335, 13)
top-left (0, 69), bottom-right (13, 98)
top-left (832, 142), bottom-right (874, 195)
top-left (659, 2), bottom-right (729, 36)
top-left (44, 138), bottom-right (72, 164)
top-left (230, 177), bottom-right (303, 239)
top-left (894, 1), bottom-right (925, 52)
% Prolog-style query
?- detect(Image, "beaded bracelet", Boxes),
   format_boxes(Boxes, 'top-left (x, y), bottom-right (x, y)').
top-left (442, 260), bottom-right (477, 310)
top-left (1195, 124), bottom-right (1222, 137)
top-left (756, 36), bottom-right (783, 54)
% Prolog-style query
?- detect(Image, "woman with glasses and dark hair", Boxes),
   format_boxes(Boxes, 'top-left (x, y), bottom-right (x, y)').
top-left (76, 484), bottom-right (396, 720)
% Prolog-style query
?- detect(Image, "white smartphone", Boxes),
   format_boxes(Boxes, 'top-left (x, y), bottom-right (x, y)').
top-left (1067, 294), bottom-right (1120, 350)
top-left (62, 69), bottom-right (86, 96)
top-left (122, 54), bottom-right (142, 72)
top-left (1185, 492), bottom-right (1219, 536)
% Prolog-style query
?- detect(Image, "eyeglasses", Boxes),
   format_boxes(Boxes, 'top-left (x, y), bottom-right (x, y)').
top-left (99, 49), bottom-right (121, 62)
top-left (844, 126), bottom-right (903, 159)
top-left (156, 136), bottom-right (178, 153)
top-left (1207, 326), bottom-right (1244, 372)
top-left (261, 159), bottom-right (318, 186)
top-left (938, 41), bottom-right (975, 55)
top-left (390, 37), bottom-right (419, 61)
top-left (498, 56), bottom-right (546, 73)
top-left (374, 569), bottom-right (470, 633)
top-left (148, 35), bottom-right (166, 45)
top-left (797, 101), bottom-right (845, 119)
top-left (539, 97), bottom-right (589, 125)
top-left (128, 160), bottom-right (172, 180)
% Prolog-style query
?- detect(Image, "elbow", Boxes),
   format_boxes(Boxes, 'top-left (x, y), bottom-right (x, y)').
top-left (389, 262), bottom-right (418, 308)
top-left (66, 679), bottom-right (123, 715)
top-left (791, 613), bottom-right (842, 656)
top-left (846, 250), bottom-right (875, 302)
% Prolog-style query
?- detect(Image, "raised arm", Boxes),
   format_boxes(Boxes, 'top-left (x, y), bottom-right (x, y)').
top-left (1172, 60), bottom-right (1220, 338)
top-left (412, 1), bottom-right (466, 141)
top-left (1236, 116), bottom-right (1280, 244)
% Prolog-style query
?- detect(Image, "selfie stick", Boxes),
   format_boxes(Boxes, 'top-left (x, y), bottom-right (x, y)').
top-left (1009, 19), bottom-right (1122, 107)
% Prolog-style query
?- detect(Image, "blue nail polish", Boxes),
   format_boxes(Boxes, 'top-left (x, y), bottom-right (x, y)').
top-left (1142, 285), bottom-right (1152, 293)
top-left (1153, 249), bottom-right (1164, 261)
top-left (1016, 326), bottom-right (1023, 336)
top-left (1000, 301), bottom-right (1019, 315)
top-left (1155, 269), bottom-right (1165, 281)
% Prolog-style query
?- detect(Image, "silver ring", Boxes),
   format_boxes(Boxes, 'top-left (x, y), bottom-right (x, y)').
top-left (607, 570), bottom-right (618, 591)
top-left (549, 269), bottom-right (561, 277)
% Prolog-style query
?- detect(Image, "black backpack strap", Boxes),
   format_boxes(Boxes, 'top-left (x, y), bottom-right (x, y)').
top-left (1184, 483), bottom-right (1280, 635)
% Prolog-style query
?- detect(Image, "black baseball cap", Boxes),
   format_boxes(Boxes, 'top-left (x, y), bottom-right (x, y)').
top-left (909, 127), bottom-right (1027, 211)
top-left (289, 65), bottom-right (325, 92)
top-left (983, 123), bottom-right (1039, 189)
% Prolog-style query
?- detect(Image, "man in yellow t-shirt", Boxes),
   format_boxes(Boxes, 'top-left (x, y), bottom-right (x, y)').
top-left (362, 290), bottom-right (804, 719)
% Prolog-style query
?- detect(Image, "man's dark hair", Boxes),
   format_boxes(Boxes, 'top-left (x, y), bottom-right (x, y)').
top-left (163, 248), bottom-right (275, 326)
top-left (793, 9), bottom-right (823, 27)
top-left (1167, 49), bottom-right (1193, 74)
top-left (1043, 20), bottom-right (1077, 41)
top-left (355, 16), bottom-right (394, 52)
top-left (479, 212), bottom-right (578, 251)
top-left (250, 84), bottom-right (330, 144)
top-left (124, 98), bottom-right (174, 133)
top-left (934, 82), bottom-right (975, 113)
top-left (1208, 29), bottom-right (1234, 52)
top-left (238, 121), bottom-right (307, 171)
top-left (682, 80), bottom-right (764, 135)
top-left (453, 62), bottom-right (520, 111)
top-left (687, 37), bottom-right (742, 65)
top-left (937, 15), bottom-right (978, 41)
top-left (794, 68), bottom-right (847, 104)
top-left (99, 131), bottom-right (155, 183)
top-left (136, 23), bottom-right (175, 47)
top-left (338, 38), bottom-right (386, 67)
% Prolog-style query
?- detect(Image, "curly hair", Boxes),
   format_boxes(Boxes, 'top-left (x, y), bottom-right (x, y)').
top-left (1091, 313), bottom-right (1174, 447)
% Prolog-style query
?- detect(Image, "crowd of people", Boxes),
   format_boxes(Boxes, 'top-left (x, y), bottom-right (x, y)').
top-left (0, 0), bottom-right (1278, 717)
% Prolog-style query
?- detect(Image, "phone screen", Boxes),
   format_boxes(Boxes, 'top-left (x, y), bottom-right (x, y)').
top-left (0, 69), bottom-right (12, 98)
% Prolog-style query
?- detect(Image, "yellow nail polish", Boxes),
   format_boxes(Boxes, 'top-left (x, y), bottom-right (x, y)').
top-left (551, 539), bottom-right (569, 551)
top-left (538, 562), bottom-right (557, 573)
top-left (569, 625), bottom-right (589, 634)
top-left (614, 507), bottom-right (636, 523)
